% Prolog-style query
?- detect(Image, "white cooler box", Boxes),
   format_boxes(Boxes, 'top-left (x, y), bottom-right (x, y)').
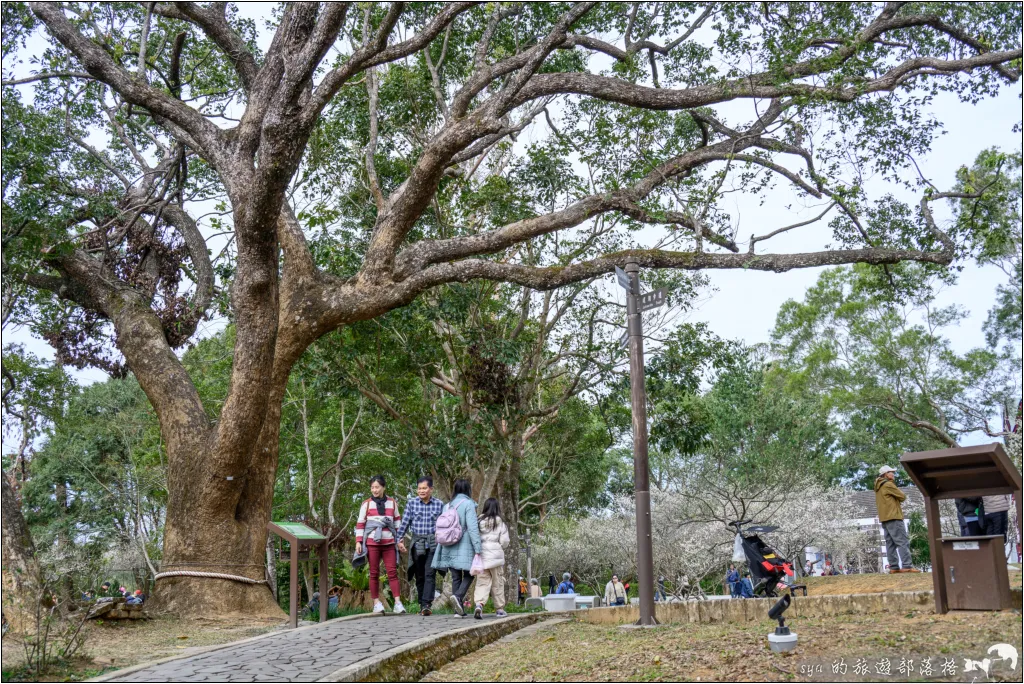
top-left (542, 594), bottom-right (577, 612)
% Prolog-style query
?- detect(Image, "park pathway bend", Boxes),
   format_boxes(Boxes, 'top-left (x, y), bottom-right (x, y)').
top-left (107, 613), bottom-right (511, 682)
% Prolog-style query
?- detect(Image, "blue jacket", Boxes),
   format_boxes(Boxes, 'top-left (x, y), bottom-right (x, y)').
top-left (431, 494), bottom-right (482, 571)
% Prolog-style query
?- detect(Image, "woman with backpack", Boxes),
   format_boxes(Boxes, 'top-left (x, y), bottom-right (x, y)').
top-left (354, 474), bottom-right (406, 614)
top-left (473, 497), bottom-right (511, 619)
top-left (431, 478), bottom-right (481, 616)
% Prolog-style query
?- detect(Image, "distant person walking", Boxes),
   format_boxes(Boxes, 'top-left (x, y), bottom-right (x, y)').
top-left (604, 574), bottom-right (627, 606)
top-left (874, 465), bottom-right (919, 573)
top-left (548, 572), bottom-right (556, 595)
top-left (726, 564), bottom-right (740, 598)
top-left (431, 479), bottom-right (481, 617)
top-left (473, 497), bottom-right (511, 619)
top-left (396, 476), bottom-right (445, 615)
top-left (982, 494), bottom-right (1011, 538)
top-left (739, 572), bottom-right (755, 598)
top-left (355, 474), bottom-right (407, 614)
top-left (529, 578), bottom-right (542, 598)
top-left (655, 576), bottom-right (667, 602)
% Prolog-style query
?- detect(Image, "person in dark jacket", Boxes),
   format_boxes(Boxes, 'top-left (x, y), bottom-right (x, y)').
top-left (874, 465), bottom-right (919, 573)
top-left (548, 572), bottom-right (556, 595)
top-left (955, 497), bottom-right (983, 535)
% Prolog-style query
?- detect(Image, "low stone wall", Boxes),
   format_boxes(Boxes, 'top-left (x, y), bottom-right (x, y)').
top-left (320, 613), bottom-right (544, 682)
top-left (87, 598), bottom-right (148, 620)
top-left (577, 589), bottom-right (1023, 626)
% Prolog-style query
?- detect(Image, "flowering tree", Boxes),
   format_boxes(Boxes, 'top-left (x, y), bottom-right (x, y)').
top-left (535, 484), bottom-right (866, 596)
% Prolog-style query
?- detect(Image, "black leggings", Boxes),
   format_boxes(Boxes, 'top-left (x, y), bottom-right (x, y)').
top-left (450, 569), bottom-right (472, 601)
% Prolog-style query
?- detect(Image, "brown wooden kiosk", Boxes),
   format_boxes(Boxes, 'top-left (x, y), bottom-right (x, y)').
top-left (267, 521), bottom-right (329, 628)
top-left (900, 443), bottom-right (1022, 613)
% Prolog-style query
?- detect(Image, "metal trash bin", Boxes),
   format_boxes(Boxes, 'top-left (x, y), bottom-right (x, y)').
top-left (940, 535), bottom-right (1013, 610)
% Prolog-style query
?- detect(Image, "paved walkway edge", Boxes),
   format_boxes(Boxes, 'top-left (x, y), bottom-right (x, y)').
top-left (87, 612), bottom-right (381, 682)
top-left (318, 613), bottom-right (547, 683)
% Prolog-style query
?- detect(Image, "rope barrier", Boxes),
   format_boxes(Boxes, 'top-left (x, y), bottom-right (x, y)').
top-left (154, 570), bottom-right (266, 585)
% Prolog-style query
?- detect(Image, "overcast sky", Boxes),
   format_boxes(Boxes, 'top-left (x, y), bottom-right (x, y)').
top-left (4, 7), bottom-right (1021, 451)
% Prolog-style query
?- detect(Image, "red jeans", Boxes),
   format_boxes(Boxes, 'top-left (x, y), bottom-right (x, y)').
top-left (368, 543), bottom-right (401, 600)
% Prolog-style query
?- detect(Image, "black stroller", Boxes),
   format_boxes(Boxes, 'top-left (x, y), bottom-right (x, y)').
top-left (728, 519), bottom-right (799, 598)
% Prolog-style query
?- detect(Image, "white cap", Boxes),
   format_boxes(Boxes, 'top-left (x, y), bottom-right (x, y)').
top-left (879, 465), bottom-right (897, 475)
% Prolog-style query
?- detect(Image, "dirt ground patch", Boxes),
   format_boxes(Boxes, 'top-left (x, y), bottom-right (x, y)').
top-left (423, 610), bottom-right (1023, 682)
top-left (800, 571), bottom-right (1023, 596)
top-left (1, 614), bottom-right (282, 682)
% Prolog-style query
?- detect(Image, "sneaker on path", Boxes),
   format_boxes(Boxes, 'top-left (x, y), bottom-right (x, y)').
top-left (393, 599), bottom-right (406, 614)
top-left (474, 603), bottom-right (483, 620)
top-left (372, 600), bottom-right (386, 614)
top-left (420, 607), bottom-right (432, 616)
top-left (448, 594), bottom-right (465, 616)
top-left (495, 609), bottom-right (507, 617)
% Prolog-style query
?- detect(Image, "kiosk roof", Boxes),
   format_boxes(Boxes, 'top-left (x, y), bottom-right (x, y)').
top-left (900, 443), bottom-right (1022, 499)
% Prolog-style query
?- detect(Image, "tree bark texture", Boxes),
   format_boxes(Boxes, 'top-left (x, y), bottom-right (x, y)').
top-left (2, 472), bottom-right (43, 629)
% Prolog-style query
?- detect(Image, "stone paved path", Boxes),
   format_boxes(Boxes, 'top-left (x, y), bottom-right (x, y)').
top-left (111, 614), bottom-right (503, 682)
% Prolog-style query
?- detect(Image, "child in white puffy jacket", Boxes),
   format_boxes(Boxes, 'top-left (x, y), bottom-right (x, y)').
top-left (473, 497), bottom-right (510, 618)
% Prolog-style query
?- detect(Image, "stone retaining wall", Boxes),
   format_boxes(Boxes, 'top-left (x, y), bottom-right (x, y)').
top-left (577, 589), bottom-right (1023, 626)
top-left (320, 613), bottom-right (543, 682)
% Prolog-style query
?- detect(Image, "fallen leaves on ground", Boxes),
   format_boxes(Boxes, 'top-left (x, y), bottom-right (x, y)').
top-left (422, 610), bottom-right (1023, 682)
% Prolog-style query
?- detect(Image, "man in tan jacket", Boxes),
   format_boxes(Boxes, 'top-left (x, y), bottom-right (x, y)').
top-left (874, 465), bottom-right (919, 573)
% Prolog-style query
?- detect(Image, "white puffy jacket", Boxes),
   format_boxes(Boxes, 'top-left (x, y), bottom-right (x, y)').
top-left (478, 516), bottom-right (510, 569)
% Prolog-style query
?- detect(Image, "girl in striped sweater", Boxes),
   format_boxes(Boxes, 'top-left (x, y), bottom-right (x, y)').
top-left (355, 475), bottom-right (406, 614)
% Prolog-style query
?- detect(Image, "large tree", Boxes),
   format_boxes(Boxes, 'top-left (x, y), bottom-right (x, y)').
top-left (3, 2), bottom-right (1020, 615)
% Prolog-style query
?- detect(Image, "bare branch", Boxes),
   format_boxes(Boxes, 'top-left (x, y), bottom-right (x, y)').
top-left (396, 245), bottom-right (954, 297)
top-left (31, 2), bottom-right (228, 165)
top-left (749, 202), bottom-right (836, 253)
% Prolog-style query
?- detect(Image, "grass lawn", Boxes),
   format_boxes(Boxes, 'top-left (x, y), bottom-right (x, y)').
top-left (799, 571), bottom-right (1022, 596)
top-left (423, 610), bottom-right (1023, 682)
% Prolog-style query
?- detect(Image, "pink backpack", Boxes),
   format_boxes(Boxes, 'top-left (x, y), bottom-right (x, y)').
top-left (435, 499), bottom-right (466, 546)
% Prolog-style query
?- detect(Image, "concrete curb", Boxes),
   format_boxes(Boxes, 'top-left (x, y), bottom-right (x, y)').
top-left (87, 612), bottom-right (382, 682)
top-left (317, 613), bottom-right (550, 682)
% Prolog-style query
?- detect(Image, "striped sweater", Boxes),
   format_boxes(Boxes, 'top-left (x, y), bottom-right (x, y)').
top-left (355, 497), bottom-right (402, 546)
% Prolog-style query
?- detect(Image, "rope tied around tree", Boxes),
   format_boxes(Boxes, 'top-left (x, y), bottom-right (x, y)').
top-left (154, 570), bottom-right (267, 584)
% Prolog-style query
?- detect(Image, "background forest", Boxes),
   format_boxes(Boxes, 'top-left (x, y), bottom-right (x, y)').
top-left (6, 144), bottom-right (1020, 603)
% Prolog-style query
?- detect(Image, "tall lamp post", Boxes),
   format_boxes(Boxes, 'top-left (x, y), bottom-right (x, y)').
top-left (624, 261), bottom-right (658, 626)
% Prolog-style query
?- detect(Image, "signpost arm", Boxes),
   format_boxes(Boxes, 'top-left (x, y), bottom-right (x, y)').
top-left (625, 261), bottom-right (657, 626)
top-left (924, 496), bottom-right (947, 614)
top-left (319, 541), bottom-right (328, 623)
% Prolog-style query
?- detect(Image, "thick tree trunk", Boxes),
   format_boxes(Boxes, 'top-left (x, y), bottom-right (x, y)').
top-left (151, 380), bottom-right (288, 618)
top-left (2, 472), bottom-right (43, 631)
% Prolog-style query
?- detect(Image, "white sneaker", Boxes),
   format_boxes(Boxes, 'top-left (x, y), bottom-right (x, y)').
top-left (393, 599), bottom-right (406, 614)
top-left (372, 600), bottom-right (385, 614)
